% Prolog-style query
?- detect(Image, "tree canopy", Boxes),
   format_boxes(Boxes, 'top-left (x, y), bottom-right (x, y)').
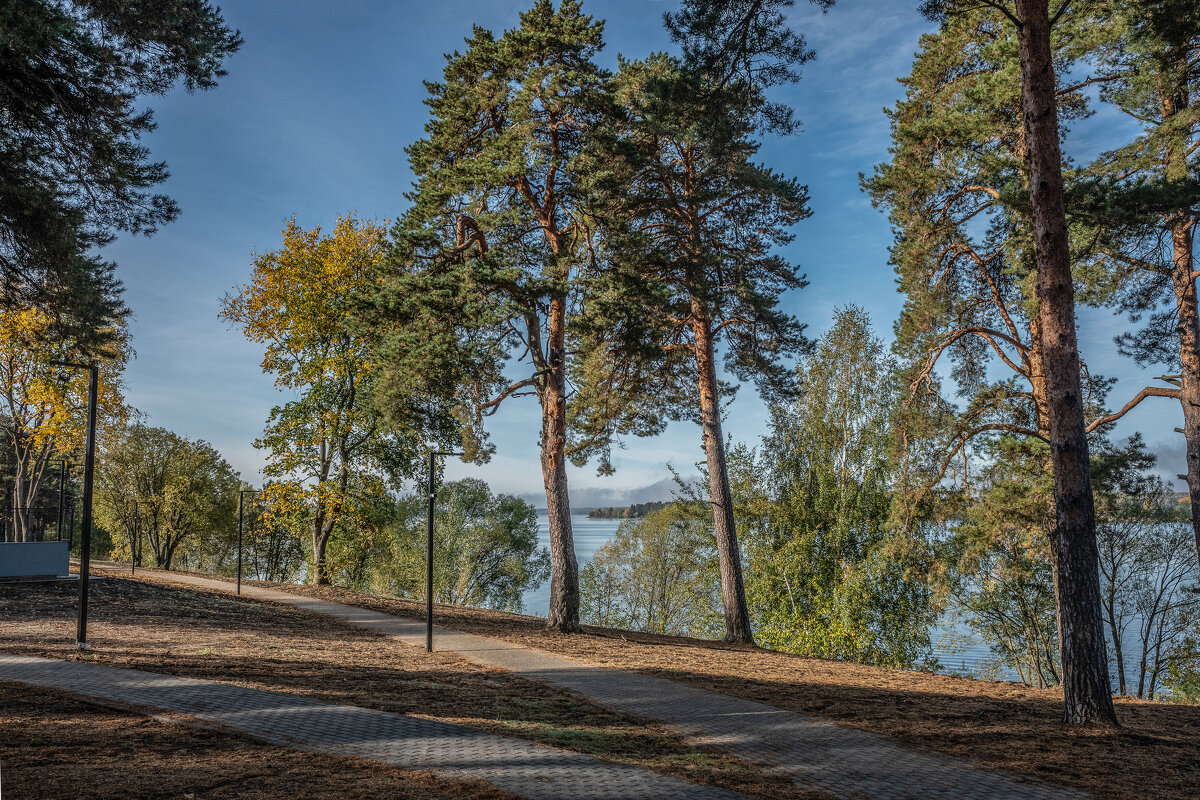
top-left (0, 0), bottom-right (241, 347)
top-left (222, 214), bottom-right (415, 584)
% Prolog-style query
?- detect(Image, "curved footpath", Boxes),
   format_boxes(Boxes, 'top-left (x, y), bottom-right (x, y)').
top-left (0, 651), bottom-right (739, 800)
top-left (15, 567), bottom-right (1088, 800)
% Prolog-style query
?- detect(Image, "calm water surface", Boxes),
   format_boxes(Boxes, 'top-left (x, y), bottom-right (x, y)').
top-left (520, 512), bottom-right (1005, 679)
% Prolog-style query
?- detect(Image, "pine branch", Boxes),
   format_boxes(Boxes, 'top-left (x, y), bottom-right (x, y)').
top-left (1085, 386), bottom-right (1180, 433)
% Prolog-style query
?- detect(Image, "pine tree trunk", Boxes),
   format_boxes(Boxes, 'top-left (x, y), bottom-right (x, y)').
top-left (543, 295), bottom-right (581, 632)
top-left (1029, 312), bottom-right (1066, 678)
top-left (1014, 0), bottom-right (1117, 727)
top-left (1173, 222), bottom-right (1200, 560)
top-left (1162, 86), bottom-right (1200, 560)
top-left (693, 305), bottom-right (754, 644)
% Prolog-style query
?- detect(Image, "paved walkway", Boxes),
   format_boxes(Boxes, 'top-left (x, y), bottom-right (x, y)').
top-left (0, 653), bottom-right (743, 800)
top-left (95, 568), bottom-right (1087, 800)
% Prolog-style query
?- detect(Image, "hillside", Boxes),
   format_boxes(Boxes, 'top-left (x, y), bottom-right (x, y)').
top-left (3, 571), bottom-right (1199, 800)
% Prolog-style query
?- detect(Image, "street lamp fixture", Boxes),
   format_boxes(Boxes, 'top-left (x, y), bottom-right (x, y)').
top-left (238, 488), bottom-right (263, 595)
top-left (49, 360), bottom-right (98, 651)
top-left (427, 450), bottom-right (463, 652)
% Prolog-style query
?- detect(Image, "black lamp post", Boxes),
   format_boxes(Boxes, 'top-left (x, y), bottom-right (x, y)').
top-left (237, 488), bottom-right (262, 595)
top-left (426, 450), bottom-right (462, 652)
top-left (55, 458), bottom-right (68, 543)
top-left (50, 360), bottom-right (98, 651)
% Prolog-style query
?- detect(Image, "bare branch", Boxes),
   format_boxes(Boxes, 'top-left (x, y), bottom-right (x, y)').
top-left (480, 371), bottom-right (550, 415)
top-left (1086, 386), bottom-right (1180, 433)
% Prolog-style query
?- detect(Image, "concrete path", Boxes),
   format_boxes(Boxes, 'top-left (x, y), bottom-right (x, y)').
top-left (115, 569), bottom-right (1087, 800)
top-left (0, 653), bottom-right (743, 800)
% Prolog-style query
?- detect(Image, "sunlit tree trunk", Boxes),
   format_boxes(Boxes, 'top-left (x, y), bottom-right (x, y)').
top-left (542, 294), bottom-right (580, 632)
top-left (693, 304), bottom-right (753, 644)
top-left (1162, 86), bottom-right (1200, 559)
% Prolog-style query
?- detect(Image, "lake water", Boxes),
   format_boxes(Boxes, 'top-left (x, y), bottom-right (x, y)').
top-left (522, 512), bottom-right (1007, 679)
top-left (520, 512), bottom-right (622, 616)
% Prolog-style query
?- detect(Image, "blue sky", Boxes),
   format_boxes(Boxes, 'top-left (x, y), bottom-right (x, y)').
top-left (101, 0), bottom-right (1183, 505)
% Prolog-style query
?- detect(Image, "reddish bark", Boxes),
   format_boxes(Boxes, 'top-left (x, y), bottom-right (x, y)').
top-left (692, 304), bottom-right (753, 644)
top-left (542, 294), bottom-right (581, 632)
top-left (1161, 86), bottom-right (1200, 560)
top-left (1173, 220), bottom-right (1200, 559)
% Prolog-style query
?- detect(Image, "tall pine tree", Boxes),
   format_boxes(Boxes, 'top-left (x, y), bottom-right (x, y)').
top-left (1074, 0), bottom-right (1200, 560)
top-left (1, 0), bottom-right (241, 348)
top-left (367, 1), bottom-right (609, 631)
top-left (576, 51), bottom-right (811, 644)
top-left (919, 0), bottom-right (1117, 726)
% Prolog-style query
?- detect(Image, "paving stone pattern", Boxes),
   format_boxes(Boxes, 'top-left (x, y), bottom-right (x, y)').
top-left (0, 653), bottom-right (742, 800)
top-left (109, 571), bottom-right (1091, 800)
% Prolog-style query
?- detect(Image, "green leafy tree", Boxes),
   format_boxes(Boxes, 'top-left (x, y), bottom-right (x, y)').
top-left (580, 503), bottom-right (723, 638)
top-left (236, 486), bottom-right (306, 583)
top-left (2, 303), bottom-right (129, 541)
top-left (375, 479), bottom-right (549, 613)
top-left (736, 307), bottom-right (937, 667)
top-left (222, 215), bottom-right (415, 585)
top-left (0, 0), bottom-right (240, 346)
top-left (1163, 621), bottom-right (1200, 703)
top-left (96, 424), bottom-right (239, 571)
top-left (952, 436), bottom-right (1062, 687)
top-left (367, 1), bottom-right (610, 631)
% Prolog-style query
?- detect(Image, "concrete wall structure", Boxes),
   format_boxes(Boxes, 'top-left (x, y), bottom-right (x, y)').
top-left (0, 541), bottom-right (70, 578)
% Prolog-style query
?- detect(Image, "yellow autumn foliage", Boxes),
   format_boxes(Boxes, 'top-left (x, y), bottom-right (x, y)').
top-left (221, 213), bottom-right (400, 583)
top-left (0, 304), bottom-right (129, 528)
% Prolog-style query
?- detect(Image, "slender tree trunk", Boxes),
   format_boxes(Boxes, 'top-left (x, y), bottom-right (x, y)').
top-left (311, 514), bottom-right (332, 585)
top-left (1015, 0), bottom-right (1116, 726)
top-left (1102, 584), bottom-right (1126, 696)
top-left (1163, 85), bottom-right (1200, 559)
top-left (692, 303), bottom-right (753, 644)
top-left (1173, 223), bottom-right (1200, 559)
top-left (542, 294), bottom-right (581, 632)
top-left (1029, 312), bottom-right (1068, 684)
top-left (14, 482), bottom-right (29, 541)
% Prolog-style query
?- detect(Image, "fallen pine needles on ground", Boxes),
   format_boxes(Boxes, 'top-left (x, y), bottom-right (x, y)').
top-left (274, 579), bottom-right (1200, 800)
top-left (0, 578), bottom-right (830, 800)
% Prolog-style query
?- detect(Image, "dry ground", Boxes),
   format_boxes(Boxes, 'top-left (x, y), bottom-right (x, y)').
top-left (268, 580), bottom-right (1200, 800)
top-left (0, 681), bottom-right (519, 800)
top-left (0, 578), bottom-right (827, 800)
